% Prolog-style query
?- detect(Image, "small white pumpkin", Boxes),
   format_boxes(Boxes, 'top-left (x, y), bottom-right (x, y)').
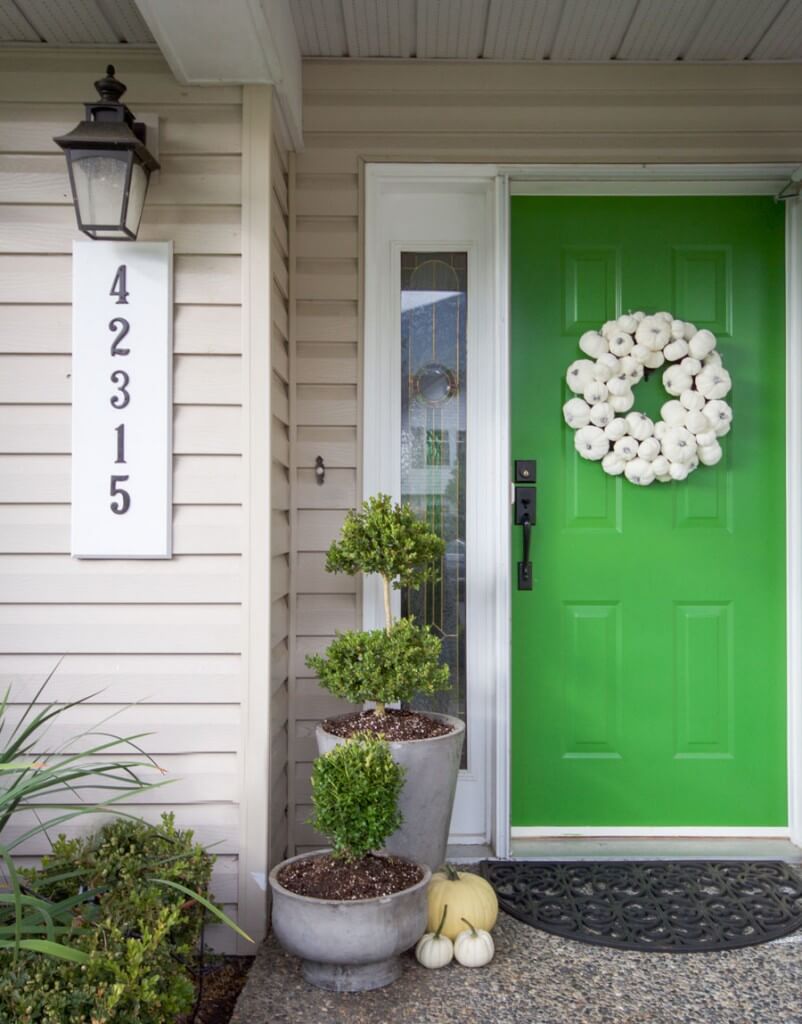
top-left (662, 426), bottom-right (697, 464)
top-left (680, 389), bottom-right (705, 413)
top-left (638, 437), bottom-right (660, 462)
top-left (453, 918), bottom-right (495, 968)
top-left (661, 400), bottom-right (687, 427)
top-left (579, 330), bottom-right (608, 358)
top-left (624, 457), bottom-right (655, 486)
top-left (688, 329), bottom-right (716, 359)
top-left (643, 349), bottom-right (665, 370)
top-left (589, 401), bottom-right (614, 428)
top-left (593, 352), bottom-right (620, 382)
top-left (704, 399), bottom-right (733, 437)
top-left (563, 397), bottom-right (591, 429)
top-left (613, 435), bottom-right (638, 462)
top-left (609, 391), bottom-right (635, 413)
top-left (636, 316), bottom-right (671, 351)
top-left (565, 358), bottom-right (596, 394)
top-left (607, 331), bottom-right (634, 358)
top-left (630, 343), bottom-right (651, 365)
top-left (682, 321), bottom-right (698, 341)
top-left (680, 356), bottom-right (702, 377)
top-left (416, 905), bottom-right (454, 969)
top-left (601, 451), bottom-right (625, 476)
top-left (663, 338), bottom-right (689, 362)
top-left (662, 365), bottom-right (692, 397)
top-left (583, 380), bottom-right (609, 406)
top-left (696, 364), bottom-right (732, 400)
top-left (651, 454), bottom-right (670, 477)
top-left (607, 372), bottom-right (632, 397)
top-left (616, 313), bottom-right (638, 334)
top-left (684, 410), bottom-right (712, 436)
top-left (604, 417), bottom-right (628, 442)
top-left (698, 438), bottom-right (723, 466)
top-left (670, 319), bottom-right (686, 340)
top-left (574, 425), bottom-right (609, 461)
top-left (625, 411), bottom-right (654, 442)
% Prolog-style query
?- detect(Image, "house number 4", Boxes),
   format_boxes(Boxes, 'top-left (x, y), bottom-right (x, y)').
top-left (109, 265), bottom-right (130, 515)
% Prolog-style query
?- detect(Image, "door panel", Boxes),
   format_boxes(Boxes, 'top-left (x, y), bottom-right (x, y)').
top-left (510, 196), bottom-right (786, 828)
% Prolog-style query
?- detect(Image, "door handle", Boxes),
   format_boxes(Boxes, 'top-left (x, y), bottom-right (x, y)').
top-left (515, 486), bottom-right (536, 591)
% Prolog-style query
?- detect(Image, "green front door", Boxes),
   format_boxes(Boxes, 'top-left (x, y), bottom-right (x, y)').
top-left (510, 196), bottom-right (787, 828)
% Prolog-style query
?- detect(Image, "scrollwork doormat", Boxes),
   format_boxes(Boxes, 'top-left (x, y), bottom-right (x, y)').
top-left (479, 860), bottom-right (802, 952)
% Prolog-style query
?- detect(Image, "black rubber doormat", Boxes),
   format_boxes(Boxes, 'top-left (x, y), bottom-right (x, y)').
top-left (480, 860), bottom-right (802, 952)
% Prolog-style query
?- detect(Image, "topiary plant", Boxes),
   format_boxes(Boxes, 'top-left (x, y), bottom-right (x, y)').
top-left (306, 494), bottom-right (450, 715)
top-left (310, 734), bottom-right (404, 861)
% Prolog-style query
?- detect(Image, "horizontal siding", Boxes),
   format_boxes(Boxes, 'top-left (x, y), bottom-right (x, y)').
top-left (288, 56), bottom-right (802, 852)
top-left (0, 50), bottom-right (249, 943)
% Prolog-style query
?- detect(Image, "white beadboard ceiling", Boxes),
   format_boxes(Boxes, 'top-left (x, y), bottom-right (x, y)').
top-left (1, 0), bottom-right (800, 60)
top-left (291, 0), bottom-right (802, 61)
top-left (0, 0), bottom-right (154, 45)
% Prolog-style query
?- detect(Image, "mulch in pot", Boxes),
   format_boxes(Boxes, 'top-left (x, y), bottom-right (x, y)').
top-left (278, 853), bottom-right (423, 901)
top-left (321, 708), bottom-right (454, 742)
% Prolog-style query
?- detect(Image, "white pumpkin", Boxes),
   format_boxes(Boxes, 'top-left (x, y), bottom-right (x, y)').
top-left (624, 457), bottom-right (655, 486)
top-left (625, 411), bottom-right (654, 442)
top-left (601, 451), bottom-right (626, 475)
top-left (651, 454), bottom-right (670, 477)
top-left (680, 356), bottom-right (702, 377)
top-left (630, 343), bottom-right (651, 365)
top-left (453, 919), bottom-right (494, 968)
top-left (579, 330), bottom-right (608, 358)
top-left (632, 310), bottom-right (646, 322)
top-left (638, 437), bottom-right (660, 462)
top-left (620, 356), bottom-right (644, 383)
top-left (661, 400), bottom-right (687, 427)
top-left (613, 435), bottom-right (638, 462)
top-left (654, 420), bottom-right (669, 441)
top-left (583, 380), bottom-right (609, 405)
top-left (607, 331), bottom-right (634, 358)
top-left (662, 426), bottom-right (697, 464)
top-left (680, 389), bottom-right (706, 413)
top-left (565, 359), bottom-right (596, 394)
top-left (590, 401), bottom-right (614, 428)
top-left (669, 460), bottom-right (690, 481)
top-left (670, 319), bottom-right (686, 340)
top-left (643, 349), bottom-right (665, 370)
top-left (609, 391), bottom-right (635, 413)
top-left (698, 439), bottom-right (723, 466)
top-left (704, 350), bottom-right (722, 367)
top-left (604, 417), bottom-right (628, 441)
top-left (688, 329), bottom-right (716, 359)
top-left (704, 399), bottom-right (733, 437)
top-left (654, 311), bottom-right (673, 323)
top-left (593, 352), bottom-right (620, 382)
top-left (696, 364), bottom-right (731, 400)
top-left (684, 410), bottom-right (711, 436)
top-left (416, 905), bottom-right (454, 969)
top-left (574, 425), bottom-right (609, 461)
top-left (636, 316), bottom-right (671, 350)
top-left (616, 313), bottom-right (638, 334)
top-left (682, 321), bottom-right (698, 341)
top-left (601, 319), bottom-right (619, 338)
top-left (563, 397), bottom-right (591, 428)
top-left (663, 339), bottom-right (689, 362)
top-left (607, 372), bottom-right (632, 397)
top-left (662, 365), bottom-right (692, 397)
top-left (695, 429), bottom-right (717, 448)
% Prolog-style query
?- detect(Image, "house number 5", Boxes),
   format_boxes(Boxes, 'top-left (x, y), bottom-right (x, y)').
top-left (109, 265), bottom-right (131, 514)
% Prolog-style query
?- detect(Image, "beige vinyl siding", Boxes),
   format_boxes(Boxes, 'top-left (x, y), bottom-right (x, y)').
top-left (0, 49), bottom-right (263, 950)
top-left (289, 58), bottom-right (802, 852)
top-left (270, 105), bottom-right (291, 872)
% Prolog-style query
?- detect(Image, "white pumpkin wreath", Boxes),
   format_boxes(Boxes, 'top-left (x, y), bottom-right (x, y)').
top-left (563, 312), bottom-right (733, 485)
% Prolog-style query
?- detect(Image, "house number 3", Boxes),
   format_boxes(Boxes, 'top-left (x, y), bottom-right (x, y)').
top-left (109, 265), bottom-right (130, 515)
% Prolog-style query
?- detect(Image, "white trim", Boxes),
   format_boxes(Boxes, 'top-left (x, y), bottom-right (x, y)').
top-left (512, 827), bottom-right (791, 839)
top-left (238, 84), bottom-right (273, 949)
top-left (132, 0), bottom-right (303, 149)
top-left (787, 197), bottom-right (802, 847)
top-left (364, 164), bottom-right (500, 847)
top-left (507, 163), bottom-right (799, 189)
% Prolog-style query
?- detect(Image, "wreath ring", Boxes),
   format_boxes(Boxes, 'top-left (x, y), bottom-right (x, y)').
top-left (563, 312), bottom-right (733, 486)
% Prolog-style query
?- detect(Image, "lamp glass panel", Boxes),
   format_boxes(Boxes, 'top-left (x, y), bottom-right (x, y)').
top-left (70, 150), bottom-right (130, 228)
top-left (124, 161), bottom-right (149, 237)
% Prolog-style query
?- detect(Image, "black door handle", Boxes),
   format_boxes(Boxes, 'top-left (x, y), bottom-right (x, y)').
top-left (515, 486), bottom-right (536, 591)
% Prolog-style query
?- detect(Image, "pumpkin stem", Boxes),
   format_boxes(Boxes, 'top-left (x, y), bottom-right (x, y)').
top-left (461, 917), bottom-right (479, 938)
top-left (443, 863), bottom-right (460, 882)
top-left (434, 904), bottom-right (448, 940)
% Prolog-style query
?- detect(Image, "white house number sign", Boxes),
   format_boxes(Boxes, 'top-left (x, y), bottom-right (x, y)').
top-left (71, 241), bottom-right (173, 558)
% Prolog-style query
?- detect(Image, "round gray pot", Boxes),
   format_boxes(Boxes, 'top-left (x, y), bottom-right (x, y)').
top-left (316, 712), bottom-right (465, 870)
top-left (269, 850), bottom-right (431, 992)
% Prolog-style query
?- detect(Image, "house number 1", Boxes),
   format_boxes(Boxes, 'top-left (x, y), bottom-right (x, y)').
top-left (109, 265), bottom-right (131, 515)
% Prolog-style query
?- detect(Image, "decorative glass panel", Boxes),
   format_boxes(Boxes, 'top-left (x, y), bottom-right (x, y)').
top-left (400, 252), bottom-right (467, 762)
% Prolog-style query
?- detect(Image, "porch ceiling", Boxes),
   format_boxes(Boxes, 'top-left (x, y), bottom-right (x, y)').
top-left (292, 0), bottom-right (802, 62)
top-left (0, 0), bottom-right (154, 45)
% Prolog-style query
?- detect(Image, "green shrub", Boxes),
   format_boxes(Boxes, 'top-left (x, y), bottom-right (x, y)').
top-left (308, 494), bottom-right (450, 714)
top-left (0, 813), bottom-right (214, 1024)
top-left (310, 735), bottom-right (404, 861)
top-left (306, 617), bottom-right (450, 708)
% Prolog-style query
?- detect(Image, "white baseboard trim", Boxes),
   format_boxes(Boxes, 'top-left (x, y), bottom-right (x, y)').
top-left (511, 826), bottom-right (790, 839)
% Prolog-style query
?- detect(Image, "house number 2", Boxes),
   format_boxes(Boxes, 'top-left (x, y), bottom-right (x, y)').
top-left (109, 265), bottom-right (130, 515)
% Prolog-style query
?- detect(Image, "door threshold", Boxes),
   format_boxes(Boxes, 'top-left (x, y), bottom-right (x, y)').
top-left (509, 836), bottom-right (802, 862)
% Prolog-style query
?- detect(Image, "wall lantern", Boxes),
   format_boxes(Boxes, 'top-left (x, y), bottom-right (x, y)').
top-left (54, 65), bottom-right (159, 240)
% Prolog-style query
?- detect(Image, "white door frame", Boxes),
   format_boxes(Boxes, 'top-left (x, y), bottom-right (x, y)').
top-left (364, 162), bottom-right (802, 858)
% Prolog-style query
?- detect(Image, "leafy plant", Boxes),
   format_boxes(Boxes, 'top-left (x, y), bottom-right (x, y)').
top-left (310, 735), bottom-right (404, 861)
top-left (307, 617), bottom-right (449, 709)
top-left (0, 666), bottom-right (250, 967)
top-left (0, 814), bottom-right (223, 1024)
top-left (308, 494), bottom-right (450, 714)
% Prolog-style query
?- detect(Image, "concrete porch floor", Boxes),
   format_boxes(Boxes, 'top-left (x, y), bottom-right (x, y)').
top-left (231, 905), bottom-right (802, 1024)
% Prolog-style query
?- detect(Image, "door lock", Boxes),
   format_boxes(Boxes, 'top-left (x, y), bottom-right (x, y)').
top-left (514, 485), bottom-right (536, 591)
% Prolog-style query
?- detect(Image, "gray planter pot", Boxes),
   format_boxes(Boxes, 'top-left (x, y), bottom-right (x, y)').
top-left (316, 711), bottom-right (465, 870)
top-left (269, 850), bottom-right (431, 992)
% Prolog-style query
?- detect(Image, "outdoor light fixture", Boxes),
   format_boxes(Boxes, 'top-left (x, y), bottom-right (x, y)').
top-left (54, 65), bottom-right (159, 240)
